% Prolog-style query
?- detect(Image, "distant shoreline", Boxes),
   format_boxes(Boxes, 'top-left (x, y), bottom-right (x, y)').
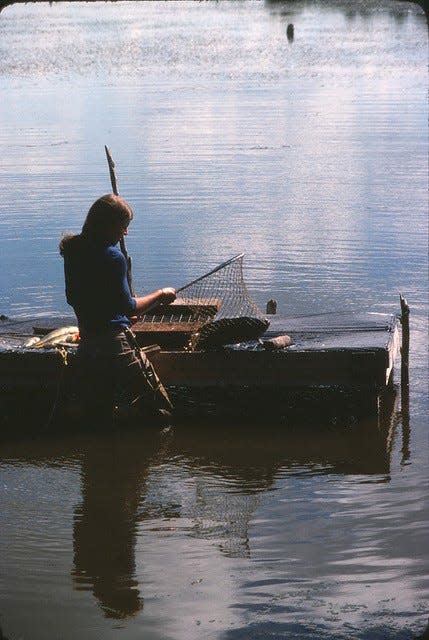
top-left (0, 0), bottom-right (427, 14)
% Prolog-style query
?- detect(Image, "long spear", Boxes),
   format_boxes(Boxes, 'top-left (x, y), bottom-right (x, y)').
top-left (104, 145), bottom-right (135, 296)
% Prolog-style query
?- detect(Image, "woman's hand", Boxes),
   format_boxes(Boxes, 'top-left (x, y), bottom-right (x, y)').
top-left (160, 287), bottom-right (176, 304)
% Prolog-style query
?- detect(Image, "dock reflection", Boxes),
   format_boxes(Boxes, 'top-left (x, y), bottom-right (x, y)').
top-left (0, 388), bottom-right (404, 620)
top-left (69, 390), bottom-right (400, 617)
top-left (174, 390), bottom-right (399, 478)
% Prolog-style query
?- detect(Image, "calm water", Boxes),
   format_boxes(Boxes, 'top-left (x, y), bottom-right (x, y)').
top-left (0, 1), bottom-right (428, 639)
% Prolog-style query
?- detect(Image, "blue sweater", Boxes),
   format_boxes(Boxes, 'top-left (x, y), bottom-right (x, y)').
top-left (63, 237), bottom-right (137, 336)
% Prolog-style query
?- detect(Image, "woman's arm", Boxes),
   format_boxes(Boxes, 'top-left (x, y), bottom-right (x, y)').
top-left (133, 287), bottom-right (176, 314)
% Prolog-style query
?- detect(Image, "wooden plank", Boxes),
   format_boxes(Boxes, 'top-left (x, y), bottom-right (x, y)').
top-left (133, 321), bottom-right (201, 333)
top-left (0, 346), bottom-right (391, 391)
top-left (147, 348), bottom-right (389, 389)
top-left (386, 322), bottom-right (401, 385)
top-left (140, 298), bottom-right (220, 317)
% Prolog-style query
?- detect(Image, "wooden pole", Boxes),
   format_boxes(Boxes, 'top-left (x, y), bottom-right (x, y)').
top-left (104, 145), bottom-right (135, 296)
top-left (399, 293), bottom-right (410, 462)
top-left (266, 299), bottom-right (277, 315)
top-left (399, 293), bottom-right (410, 388)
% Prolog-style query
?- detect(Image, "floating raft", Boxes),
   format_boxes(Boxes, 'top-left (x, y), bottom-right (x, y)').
top-left (146, 311), bottom-right (401, 392)
top-left (0, 311), bottom-right (401, 398)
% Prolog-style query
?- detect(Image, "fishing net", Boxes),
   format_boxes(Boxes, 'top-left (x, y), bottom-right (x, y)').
top-left (178, 253), bottom-right (266, 322)
top-left (137, 254), bottom-right (269, 350)
top-left (177, 254), bottom-right (269, 350)
top-left (187, 316), bottom-right (269, 351)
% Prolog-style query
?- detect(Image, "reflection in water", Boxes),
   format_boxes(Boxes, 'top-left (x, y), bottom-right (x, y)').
top-left (265, 0), bottom-right (427, 20)
top-left (71, 434), bottom-right (160, 619)
top-left (66, 390), bottom-right (400, 619)
top-left (0, 385), bottom-right (415, 629)
top-left (190, 479), bottom-right (259, 559)
top-left (400, 399), bottom-right (411, 464)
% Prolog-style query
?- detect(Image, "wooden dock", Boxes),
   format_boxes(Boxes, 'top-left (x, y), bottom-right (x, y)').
top-left (0, 310), bottom-right (401, 415)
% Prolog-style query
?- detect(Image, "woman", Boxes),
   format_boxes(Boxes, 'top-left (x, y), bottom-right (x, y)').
top-left (60, 193), bottom-right (176, 425)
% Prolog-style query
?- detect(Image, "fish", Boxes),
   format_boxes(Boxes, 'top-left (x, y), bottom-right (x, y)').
top-left (27, 326), bottom-right (79, 349)
top-left (23, 336), bottom-right (41, 347)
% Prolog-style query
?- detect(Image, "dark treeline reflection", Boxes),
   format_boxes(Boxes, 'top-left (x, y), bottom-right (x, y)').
top-left (0, 388), bottom-right (408, 620)
top-left (264, 0), bottom-right (427, 21)
top-left (0, 0), bottom-right (427, 19)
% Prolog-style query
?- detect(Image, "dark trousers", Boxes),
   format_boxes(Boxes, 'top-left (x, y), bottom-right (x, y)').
top-left (74, 330), bottom-right (162, 426)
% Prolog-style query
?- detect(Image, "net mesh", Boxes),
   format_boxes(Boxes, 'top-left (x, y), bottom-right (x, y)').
top-left (177, 254), bottom-right (266, 322)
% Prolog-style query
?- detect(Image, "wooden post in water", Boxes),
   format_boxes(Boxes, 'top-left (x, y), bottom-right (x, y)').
top-left (266, 299), bottom-right (277, 315)
top-left (399, 293), bottom-right (410, 463)
top-left (400, 294), bottom-right (410, 388)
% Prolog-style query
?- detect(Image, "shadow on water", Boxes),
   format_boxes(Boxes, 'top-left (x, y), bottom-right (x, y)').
top-left (0, 384), bottom-right (411, 620)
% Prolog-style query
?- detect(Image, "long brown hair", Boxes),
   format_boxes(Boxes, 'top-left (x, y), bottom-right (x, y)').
top-left (59, 194), bottom-right (134, 255)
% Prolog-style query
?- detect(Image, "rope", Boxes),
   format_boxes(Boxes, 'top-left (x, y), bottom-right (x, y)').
top-left (42, 347), bottom-right (71, 430)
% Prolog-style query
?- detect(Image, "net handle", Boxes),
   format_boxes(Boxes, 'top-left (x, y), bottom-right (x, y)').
top-left (176, 253), bottom-right (244, 293)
